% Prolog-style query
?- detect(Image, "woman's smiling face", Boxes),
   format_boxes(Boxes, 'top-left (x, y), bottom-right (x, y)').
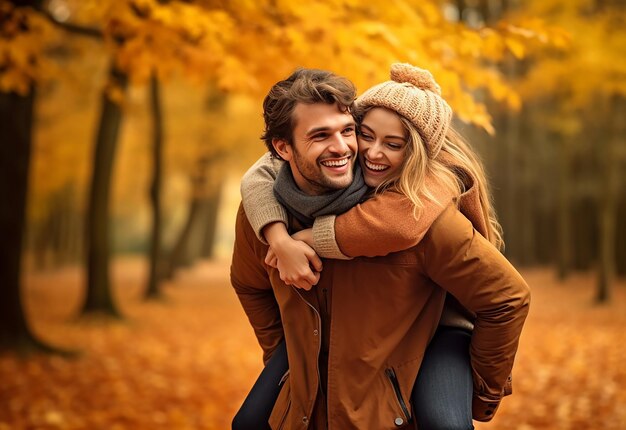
top-left (358, 107), bottom-right (408, 188)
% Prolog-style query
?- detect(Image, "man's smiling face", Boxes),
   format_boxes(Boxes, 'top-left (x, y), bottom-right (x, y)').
top-left (275, 102), bottom-right (358, 195)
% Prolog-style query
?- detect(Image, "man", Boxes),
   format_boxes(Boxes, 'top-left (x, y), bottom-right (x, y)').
top-left (230, 68), bottom-right (530, 429)
top-left (231, 69), bottom-right (365, 429)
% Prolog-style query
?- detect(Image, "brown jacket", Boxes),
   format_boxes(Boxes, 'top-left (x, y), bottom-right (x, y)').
top-left (231, 202), bottom-right (530, 429)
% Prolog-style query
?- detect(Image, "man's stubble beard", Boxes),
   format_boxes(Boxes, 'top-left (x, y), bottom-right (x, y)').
top-left (292, 146), bottom-right (354, 195)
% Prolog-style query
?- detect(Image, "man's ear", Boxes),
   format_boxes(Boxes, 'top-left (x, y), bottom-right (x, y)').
top-left (272, 139), bottom-right (293, 161)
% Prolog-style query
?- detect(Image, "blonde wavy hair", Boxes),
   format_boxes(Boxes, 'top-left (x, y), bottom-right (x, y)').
top-left (361, 108), bottom-right (504, 250)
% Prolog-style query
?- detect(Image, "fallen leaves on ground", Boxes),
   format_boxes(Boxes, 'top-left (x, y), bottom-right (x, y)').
top-left (1, 258), bottom-right (625, 429)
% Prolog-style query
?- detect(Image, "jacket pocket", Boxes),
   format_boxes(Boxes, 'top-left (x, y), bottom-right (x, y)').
top-left (385, 368), bottom-right (411, 422)
top-left (269, 371), bottom-right (291, 430)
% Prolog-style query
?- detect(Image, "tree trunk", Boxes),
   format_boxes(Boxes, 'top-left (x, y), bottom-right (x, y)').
top-left (516, 106), bottom-right (536, 266)
top-left (500, 61), bottom-right (522, 263)
top-left (145, 74), bottom-right (164, 300)
top-left (164, 148), bottom-right (228, 278)
top-left (617, 196), bottom-right (626, 277)
top-left (596, 171), bottom-right (614, 303)
top-left (33, 209), bottom-right (53, 270)
top-left (165, 194), bottom-right (204, 279)
top-left (596, 97), bottom-right (622, 303)
top-left (31, 188), bottom-right (81, 270)
top-left (455, 0), bottom-right (466, 20)
top-left (200, 182), bottom-right (224, 259)
top-left (0, 88), bottom-right (53, 352)
top-left (54, 189), bottom-right (76, 267)
top-left (82, 65), bottom-right (127, 317)
top-left (556, 136), bottom-right (572, 280)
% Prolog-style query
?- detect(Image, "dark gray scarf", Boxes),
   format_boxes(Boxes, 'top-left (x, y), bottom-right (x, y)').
top-left (273, 162), bottom-right (369, 227)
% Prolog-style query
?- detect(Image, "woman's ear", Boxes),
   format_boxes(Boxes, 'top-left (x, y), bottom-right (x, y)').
top-left (272, 139), bottom-right (293, 161)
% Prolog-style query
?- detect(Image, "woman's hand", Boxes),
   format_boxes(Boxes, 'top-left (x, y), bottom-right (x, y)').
top-left (265, 247), bottom-right (279, 269)
top-left (291, 228), bottom-right (314, 248)
top-left (263, 223), bottom-right (323, 290)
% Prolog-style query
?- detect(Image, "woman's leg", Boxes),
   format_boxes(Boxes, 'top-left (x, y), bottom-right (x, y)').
top-left (411, 327), bottom-right (474, 430)
top-left (232, 340), bottom-right (289, 430)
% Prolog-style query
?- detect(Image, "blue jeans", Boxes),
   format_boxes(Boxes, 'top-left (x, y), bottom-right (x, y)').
top-left (232, 327), bottom-right (473, 430)
top-left (232, 340), bottom-right (289, 430)
top-left (411, 326), bottom-right (474, 430)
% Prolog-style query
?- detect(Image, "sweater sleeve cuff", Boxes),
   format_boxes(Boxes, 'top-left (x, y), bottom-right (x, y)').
top-left (247, 206), bottom-right (289, 244)
top-left (312, 216), bottom-right (351, 260)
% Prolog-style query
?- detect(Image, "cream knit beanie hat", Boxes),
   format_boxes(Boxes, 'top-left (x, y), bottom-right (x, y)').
top-left (356, 63), bottom-right (452, 158)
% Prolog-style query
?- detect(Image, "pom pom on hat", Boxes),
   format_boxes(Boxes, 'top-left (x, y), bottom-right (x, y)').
top-left (356, 63), bottom-right (452, 157)
top-left (390, 63), bottom-right (442, 95)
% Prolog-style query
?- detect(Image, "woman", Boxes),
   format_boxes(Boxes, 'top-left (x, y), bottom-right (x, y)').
top-left (233, 63), bottom-right (526, 430)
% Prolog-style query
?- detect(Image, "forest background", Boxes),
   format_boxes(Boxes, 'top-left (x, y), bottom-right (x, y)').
top-left (1, 0), bottom-right (625, 429)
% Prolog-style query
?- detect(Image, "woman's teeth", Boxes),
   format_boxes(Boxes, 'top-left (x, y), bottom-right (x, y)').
top-left (365, 160), bottom-right (388, 171)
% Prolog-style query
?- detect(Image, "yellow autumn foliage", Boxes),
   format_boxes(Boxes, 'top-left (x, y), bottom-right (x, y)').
top-left (0, 3), bottom-right (58, 94)
top-left (1, 0), bottom-right (570, 130)
top-left (6, 0), bottom-right (594, 224)
top-left (515, 0), bottom-right (626, 116)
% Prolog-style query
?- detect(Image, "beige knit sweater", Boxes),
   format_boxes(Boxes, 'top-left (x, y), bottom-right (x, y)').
top-left (240, 152), bottom-right (289, 245)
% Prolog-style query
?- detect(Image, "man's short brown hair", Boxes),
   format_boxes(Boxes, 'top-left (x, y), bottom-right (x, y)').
top-left (261, 68), bottom-right (356, 158)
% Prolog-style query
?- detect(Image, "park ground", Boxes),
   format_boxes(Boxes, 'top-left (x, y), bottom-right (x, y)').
top-left (1, 258), bottom-right (625, 430)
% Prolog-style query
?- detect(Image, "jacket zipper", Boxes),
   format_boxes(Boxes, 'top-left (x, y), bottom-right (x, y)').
top-left (385, 368), bottom-right (411, 421)
top-left (293, 287), bottom-right (323, 395)
top-left (279, 369), bottom-right (290, 386)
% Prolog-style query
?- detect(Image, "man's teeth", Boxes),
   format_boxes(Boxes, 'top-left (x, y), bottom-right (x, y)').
top-left (321, 159), bottom-right (348, 167)
top-left (365, 160), bottom-right (388, 171)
